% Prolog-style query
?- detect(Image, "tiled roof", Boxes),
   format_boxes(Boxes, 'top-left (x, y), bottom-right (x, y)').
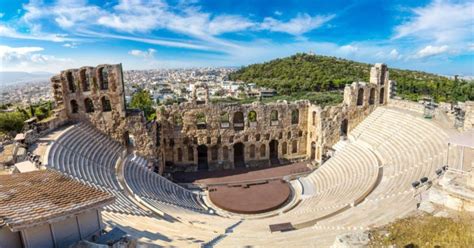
top-left (0, 169), bottom-right (114, 230)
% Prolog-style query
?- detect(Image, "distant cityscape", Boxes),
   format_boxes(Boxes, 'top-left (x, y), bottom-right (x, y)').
top-left (0, 68), bottom-right (277, 107)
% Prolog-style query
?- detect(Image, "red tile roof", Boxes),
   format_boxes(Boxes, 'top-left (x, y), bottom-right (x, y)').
top-left (0, 170), bottom-right (114, 230)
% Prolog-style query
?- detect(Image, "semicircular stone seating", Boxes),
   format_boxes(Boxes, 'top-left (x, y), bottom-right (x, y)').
top-left (47, 123), bottom-right (150, 216)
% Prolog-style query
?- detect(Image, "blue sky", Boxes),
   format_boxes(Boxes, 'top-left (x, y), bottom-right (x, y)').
top-left (0, 0), bottom-right (473, 75)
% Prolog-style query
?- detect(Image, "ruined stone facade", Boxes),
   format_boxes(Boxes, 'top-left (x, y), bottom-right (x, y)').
top-left (50, 63), bottom-right (391, 173)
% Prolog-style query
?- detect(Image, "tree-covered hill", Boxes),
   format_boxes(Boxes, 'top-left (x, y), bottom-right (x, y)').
top-left (229, 53), bottom-right (473, 102)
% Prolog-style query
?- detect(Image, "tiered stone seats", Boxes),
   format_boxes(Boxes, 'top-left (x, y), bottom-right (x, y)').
top-left (47, 123), bottom-right (149, 216)
top-left (124, 154), bottom-right (207, 213)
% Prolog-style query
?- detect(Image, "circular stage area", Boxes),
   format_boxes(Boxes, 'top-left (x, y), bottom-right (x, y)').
top-left (208, 180), bottom-right (291, 214)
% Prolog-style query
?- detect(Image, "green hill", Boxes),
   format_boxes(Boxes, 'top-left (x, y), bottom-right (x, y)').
top-left (229, 53), bottom-right (473, 102)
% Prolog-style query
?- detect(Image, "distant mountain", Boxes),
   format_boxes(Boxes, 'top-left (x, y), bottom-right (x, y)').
top-left (229, 53), bottom-right (473, 102)
top-left (0, 71), bottom-right (53, 86)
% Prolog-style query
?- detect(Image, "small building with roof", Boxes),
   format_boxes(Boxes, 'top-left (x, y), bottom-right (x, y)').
top-left (0, 169), bottom-right (115, 248)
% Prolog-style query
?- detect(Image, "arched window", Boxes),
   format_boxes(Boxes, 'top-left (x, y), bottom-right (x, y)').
top-left (98, 67), bottom-right (109, 90)
top-left (291, 109), bottom-right (299, 124)
top-left (292, 140), bottom-right (298, 153)
top-left (312, 111), bottom-right (316, 126)
top-left (70, 100), bottom-right (79, 113)
top-left (80, 69), bottom-right (90, 91)
top-left (188, 146), bottom-right (194, 161)
top-left (260, 144), bottom-right (266, 158)
top-left (249, 144), bottom-right (255, 158)
top-left (357, 88), bottom-right (364, 106)
top-left (222, 146), bottom-right (229, 160)
top-left (248, 110), bottom-right (257, 127)
top-left (196, 112), bottom-right (206, 129)
top-left (177, 148), bottom-right (183, 162)
top-left (270, 110), bottom-right (278, 121)
top-left (287, 131), bottom-right (291, 139)
top-left (282, 142), bottom-right (287, 155)
top-left (66, 72), bottom-right (75, 93)
top-left (369, 88), bottom-right (375, 105)
top-left (220, 112), bottom-right (229, 128)
top-left (233, 111), bottom-right (244, 130)
top-left (101, 96), bottom-right (112, 112)
top-left (211, 146), bottom-right (218, 161)
top-left (255, 134), bottom-right (261, 141)
top-left (84, 98), bottom-right (94, 113)
top-left (379, 88), bottom-right (385, 104)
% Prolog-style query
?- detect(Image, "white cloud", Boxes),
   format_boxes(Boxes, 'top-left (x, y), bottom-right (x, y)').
top-left (260, 13), bottom-right (334, 36)
top-left (394, 0), bottom-right (473, 44)
top-left (0, 45), bottom-right (72, 72)
top-left (0, 13), bottom-right (4, 18)
top-left (63, 43), bottom-right (78, 48)
top-left (339, 45), bottom-right (358, 53)
top-left (0, 24), bottom-right (74, 42)
top-left (274, 11), bottom-right (282, 16)
top-left (128, 48), bottom-right (156, 58)
top-left (414, 45), bottom-right (449, 58)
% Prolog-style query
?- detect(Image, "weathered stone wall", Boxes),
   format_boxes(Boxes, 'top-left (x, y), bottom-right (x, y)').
top-left (158, 100), bottom-right (309, 172)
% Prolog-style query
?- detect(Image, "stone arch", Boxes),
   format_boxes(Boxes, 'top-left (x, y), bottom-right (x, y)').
top-left (80, 69), bottom-right (90, 91)
top-left (211, 146), bottom-right (218, 161)
top-left (260, 144), bottom-right (266, 158)
top-left (66, 71), bottom-right (75, 93)
top-left (84, 98), bottom-right (94, 113)
top-left (269, 140), bottom-right (279, 164)
top-left (233, 111), bottom-right (244, 131)
top-left (98, 67), bottom-right (109, 90)
top-left (379, 88), bottom-right (385, 104)
top-left (70, 100), bottom-right (79, 114)
top-left (340, 118), bottom-right (348, 137)
top-left (311, 142), bottom-right (316, 160)
top-left (357, 88), bottom-right (364, 106)
top-left (101, 96), bottom-right (112, 112)
top-left (248, 110), bottom-right (257, 126)
top-left (291, 109), bottom-right (299, 124)
top-left (187, 146), bottom-right (194, 161)
top-left (282, 141), bottom-right (287, 155)
top-left (255, 133), bottom-right (261, 141)
top-left (292, 140), bottom-right (298, 153)
top-left (233, 142), bottom-right (245, 168)
top-left (220, 112), bottom-right (229, 128)
top-left (249, 144), bottom-right (256, 159)
top-left (196, 112), bottom-right (206, 129)
top-left (369, 88), bottom-right (375, 105)
top-left (177, 148), bottom-right (183, 162)
top-left (197, 145), bottom-right (208, 171)
top-left (222, 146), bottom-right (229, 160)
top-left (270, 110), bottom-right (278, 121)
top-left (312, 111), bottom-right (317, 126)
top-left (174, 114), bottom-right (183, 126)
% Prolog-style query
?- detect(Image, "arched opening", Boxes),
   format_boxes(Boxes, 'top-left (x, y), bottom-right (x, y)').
top-left (222, 146), bottom-right (229, 161)
top-left (197, 145), bottom-right (208, 171)
top-left (187, 146), bottom-right (194, 161)
top-left (379, 88), bottom-right (385, 104)
top-left (233, 142), bottom-right (245, 168)
top-left (291, 109), bottom-right (299, 124)
top-left (84, 98), bottom-right (94, 113)
top-left (101, 96), bottom-right (112, 112)
top-left (123, 131), bottom-right (131, 146)
top-left (174, 114), bottom-right (183, 127)
top-left (311, 142), bottom-right (316, 160)
top-left (269, 140), bottom-right (279, 165)
top-left (248, 110), bottom-right (257, 127)
top-left (357, 88), bottom-right (364, 106)
top-left (177, 148), bottom-right (183, 162)
top-left (255, 134), bottom-right (261, 141)
top-left (196, 112), bottom-right (206, 129)
top-left (312, 111), bottom-right (316, 126)
top-left (233, 111), bottom-right (244, 131)
top-left (80, 69), bottom-right (90, 91)
top-left (292, 140), bottom-right (298, 153)
top-left (98, 67), bottom-right (109, 90)
top-left (369, 88), bottom-right (375, 105)
top-left (220, 112), bottom-right (229, 128)
top-left (211, 146), bottom-right (218, 161)
top-left (249, 144), bottom-right (256, 159)
top-left (282, 141), bottom-right (287, 155)
top-left (340, 119), bottom-right (348, 137)
top-left (260, 144), bottom-right (266, 158)
top-left (70, 100), bottom-right (79, 114)
top-left (270, 110), bottom-right (278, 126)
top-left (66, 72), bottom-right (75, 93)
